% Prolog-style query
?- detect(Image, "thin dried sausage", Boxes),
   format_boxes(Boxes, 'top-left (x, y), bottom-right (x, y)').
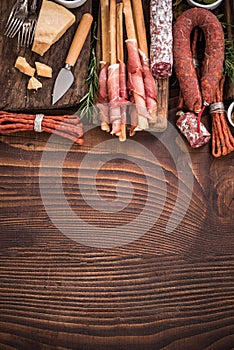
top-left (173, 8), bottom-right (224, 112)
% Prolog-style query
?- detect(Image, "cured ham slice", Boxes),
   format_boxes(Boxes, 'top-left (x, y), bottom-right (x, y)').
top-left (126, 39), bottom-right (150, 131)
top-left (108, 63), bottom-right (122, 134)
top-left (139, 50), bottom-right (157, 121)
top-left (119, 61), bottom-right (128, 101)
top-left (97, 61), bottom-right (109, 130)
top-left (97, 0), bottom-right (110, 132)
top-left (131, 0), bottom-right (157, 122)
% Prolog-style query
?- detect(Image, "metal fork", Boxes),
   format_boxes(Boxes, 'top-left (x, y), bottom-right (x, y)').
top-left (4, 0), bottom-right (28, 38)
top-left (18, 0), bottom-right (38, 47)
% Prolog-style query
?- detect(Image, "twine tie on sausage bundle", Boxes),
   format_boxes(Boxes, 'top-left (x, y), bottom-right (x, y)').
top-left (0, 111), bottom-right (84, 145)
top-left (209, 102), bottom-right (225, 115)
top-left (34, 114), bottom-right (44, 133)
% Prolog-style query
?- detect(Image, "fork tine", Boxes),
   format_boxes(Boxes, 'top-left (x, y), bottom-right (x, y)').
top-left (30, 24), bottom-right (36, 45)
top-left (4, 0), bottom-right (28, 38)
top-left (25, 28), bottom-right (30, 47)
top-left (9, 19), bottom-right (22, 38)
top-left (25, 29), bottom-right (30, 47)
top-left (4, 2), bottom-right (19, 35)
top-left (4, 18), bottom-right (17, 37)
top-left (27, 22), bottom-right (36, 47)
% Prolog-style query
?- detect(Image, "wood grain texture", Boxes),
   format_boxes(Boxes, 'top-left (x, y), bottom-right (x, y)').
top-left (0, 1), bottom-right (233, 349)
top-left (0, 120), bottom-right (233, 349)
top-left (0, 0), bottom-right (92, 112)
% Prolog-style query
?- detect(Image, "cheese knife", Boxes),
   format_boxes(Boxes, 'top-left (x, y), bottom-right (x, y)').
top-left (52, 13), bottom-right (93, 105)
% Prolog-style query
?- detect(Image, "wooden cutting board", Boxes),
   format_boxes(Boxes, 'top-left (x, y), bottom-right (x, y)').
top-left (0, 0), bottom-right (92, 112)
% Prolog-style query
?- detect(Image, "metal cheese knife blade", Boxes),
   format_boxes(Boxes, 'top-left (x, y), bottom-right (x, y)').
top-left (52, 13), bottom-right (93, 105)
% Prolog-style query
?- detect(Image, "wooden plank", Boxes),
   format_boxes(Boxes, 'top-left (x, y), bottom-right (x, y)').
top-left (149, 78), bottom-right (169, 132)
top-left (0, 1), bottom-right (233, 349)
top-left (0, 0), bottom-right (92, 112)
top-left (0, 127), bottom-right (233, 348)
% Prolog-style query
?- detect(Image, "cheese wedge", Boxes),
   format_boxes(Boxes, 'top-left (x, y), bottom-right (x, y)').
top-left (15, 56), bottom-right (35, 77)
top-left (27, 77), bottom-right (42, 90)
top-left (35, 61), bottom-right (53, 78)
top-left (32, 0), bottom-right (75, 56)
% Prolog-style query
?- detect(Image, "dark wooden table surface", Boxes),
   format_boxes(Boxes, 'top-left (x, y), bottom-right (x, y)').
top-left (0, 1), bottom-right (233, 349)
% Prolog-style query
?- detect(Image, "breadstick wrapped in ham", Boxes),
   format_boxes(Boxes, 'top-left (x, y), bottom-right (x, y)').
top-left (97, 0), bottom-right (110, 132)
top-left (131, 0), bottom-right (157, 123)
top-left (150, 0), bottom-right (173, 79)
top-left (97, 61), bottom-right (109, 131)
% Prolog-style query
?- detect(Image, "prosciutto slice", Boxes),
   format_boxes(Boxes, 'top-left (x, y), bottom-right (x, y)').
top-left (108, 63), bottom-right (122, 134)
top-left (139, 50), bottom-right (157, 121)
top-left (119, 61), bottom-right (128, 127)
top-left (97, 61), bottom-right (109, 128)
top-left (126, 39), bottom-right (150, 131)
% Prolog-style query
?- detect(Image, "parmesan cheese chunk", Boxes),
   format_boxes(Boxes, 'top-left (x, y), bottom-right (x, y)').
top-left (35, 61), bottom-right (53, 78)
top-left (15, 56), bottom-right (35, 77)
top-left (27, 77), bottom-right (42, 90)
top-left (32, 0), bottom-right (75, 56)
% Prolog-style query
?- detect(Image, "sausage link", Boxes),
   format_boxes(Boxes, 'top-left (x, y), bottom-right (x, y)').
top-left (173, 8), bottom-right (224, 112)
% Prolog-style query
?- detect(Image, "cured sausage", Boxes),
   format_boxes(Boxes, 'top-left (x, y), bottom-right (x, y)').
top-left (173, 8), bottom-right (225, 112)
top-left (0, 111), bottom-right (84, 145)
top-left (150, 0), bottom-right (173, 79)
top-left (176, 111), bottom-right (211, 148)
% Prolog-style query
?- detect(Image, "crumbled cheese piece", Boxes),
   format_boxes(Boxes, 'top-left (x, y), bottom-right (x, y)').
top-left (27, 77), bottom-right (42, 90)
top-left (32, 0), bottom-right (75, 56)
top-left (15, 56), bottom-right (35, 77)
top-left (35, 61), bottom-right (52, 78)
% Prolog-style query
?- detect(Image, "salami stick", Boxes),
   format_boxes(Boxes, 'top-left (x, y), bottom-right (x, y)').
top-left (211, 76), bottom-right (234, 157)
top-left (0, 111), bottom-right (84, 145)
top-left (150, 0), bottom-right (173, 79)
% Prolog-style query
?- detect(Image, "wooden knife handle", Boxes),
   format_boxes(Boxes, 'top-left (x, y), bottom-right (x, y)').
top-left (65, 13), bottom-right (93, 67)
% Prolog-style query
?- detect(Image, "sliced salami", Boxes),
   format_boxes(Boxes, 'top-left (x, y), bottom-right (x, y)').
top-left (176, 111), bottom-right (211, 148)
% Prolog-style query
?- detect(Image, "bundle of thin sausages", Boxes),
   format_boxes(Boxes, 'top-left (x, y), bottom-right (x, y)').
top-left (0, 111), bottom-right (84, 145)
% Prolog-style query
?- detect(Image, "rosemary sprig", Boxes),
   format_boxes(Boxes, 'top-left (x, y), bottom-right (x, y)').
top-left (223, 39), bottom-right (234, 85)
top-left (76, 22), bottom-right (99, 123)
top-left (217, 14), bottom-right (234, 85)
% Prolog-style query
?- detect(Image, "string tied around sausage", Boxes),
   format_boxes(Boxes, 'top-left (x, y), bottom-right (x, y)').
top-left (34, 114), bottom-right (44, 133)
top-left (209, 102), bottom-right (225, 115)
top-left (0, 111), bottom-right (84, 145)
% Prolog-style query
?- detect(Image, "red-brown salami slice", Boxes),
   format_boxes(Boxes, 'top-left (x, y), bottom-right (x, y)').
top-left (176, 111), bottom-right (211, 148)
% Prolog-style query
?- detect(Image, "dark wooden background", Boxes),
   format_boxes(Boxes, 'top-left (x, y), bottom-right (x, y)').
top-left (0, 0), bottom-right (233, 349)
